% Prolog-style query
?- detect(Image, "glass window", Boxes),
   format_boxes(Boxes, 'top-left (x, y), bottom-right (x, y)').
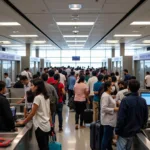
top-left (61, 57), bottom-right (73, 62)
top-left (105, 50), bottom-right (112, 58)
top-left (91, 63), bottom-right (102, 68)
top-left (91, 57), bottom-right (102, 63)
top-left (47, 57), bottom-right (60, 63)
top-left (91, 50), bottom-right (105, 57)
top-left (31, 49), bottom-right (36, 57)
top-left (76, 63), bottom-right (90, 68)
top-left (39, 50), bottom-right (46, 58)
top-left (76, 50), bottom-right (90, 57)
top-left (115, 49), bottom-right (120, 57)
top-left (125, 50), bottom-right (135, 56)
top-left (47, 50), bottom-right (60, 57)
top-left (61, 63), bottom-right (76, 67)
top-left (61, 50), bottom-right (75, 57)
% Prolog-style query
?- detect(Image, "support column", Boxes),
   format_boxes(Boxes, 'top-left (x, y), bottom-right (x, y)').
top-left (112, 47), bottom-right (115, 57)
top-left (36, 47), bottom-right (39, 57)
top-left (120, 43), bottom-right (125, 56)
top-left (26, 43), bottom-right (31, 57)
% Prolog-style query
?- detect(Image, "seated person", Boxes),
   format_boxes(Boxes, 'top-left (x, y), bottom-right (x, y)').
top-left (0, 81), bottom-right (16, 131)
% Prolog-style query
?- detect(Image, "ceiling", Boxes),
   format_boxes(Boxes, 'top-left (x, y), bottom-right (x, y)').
top-left (0, 0), bottom-right (150, 50)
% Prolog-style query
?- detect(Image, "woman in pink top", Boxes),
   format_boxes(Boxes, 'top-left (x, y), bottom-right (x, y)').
top-left (74, 76), bottom-right (89, 130)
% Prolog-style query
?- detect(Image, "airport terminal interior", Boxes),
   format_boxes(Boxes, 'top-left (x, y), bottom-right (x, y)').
top-left (1, 0), bottom-right (150, 150)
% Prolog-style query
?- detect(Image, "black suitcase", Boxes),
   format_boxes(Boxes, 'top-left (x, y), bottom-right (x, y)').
top-left (84, 109), bottom-right (93, 124)
top-left (90, 121), bottom-right (104, 150)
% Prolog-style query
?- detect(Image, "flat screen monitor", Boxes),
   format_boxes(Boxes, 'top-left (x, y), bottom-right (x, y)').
top-left (140, 92), bottom-right (150, 105)
top-left (72, 56), bottom-right (80, 61)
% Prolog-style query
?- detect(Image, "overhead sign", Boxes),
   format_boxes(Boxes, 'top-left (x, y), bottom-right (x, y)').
top-left (139, 52), bottom-right (150, 60)
top-left (133, 54), bottom-right (140, 60)
top-left (30, 57), bottom-right (40, 62)
top-left (112, 57), bottom-right (122, 62)
top-left (0, 51), bottom-right (21, 61)
top-left (72, 56), bottom-right (80, 61)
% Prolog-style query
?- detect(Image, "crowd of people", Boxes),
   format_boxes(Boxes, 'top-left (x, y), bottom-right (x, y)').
top-left (0, 66), bottom-right (149, 150)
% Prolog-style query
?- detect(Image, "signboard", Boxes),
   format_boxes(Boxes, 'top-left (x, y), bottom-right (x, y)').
top-left (72, 56), bottom-right (80, 61)
top-left (30, 57), bottom-right (40, 62)
top-left (139, 52), bottom-right (150, 60)
top-left (133, 54), bottom-right (140, 60)
top-left (0, 51), bottom-right (21, 61)
top-left (112, 56), bottom-right (122, 62)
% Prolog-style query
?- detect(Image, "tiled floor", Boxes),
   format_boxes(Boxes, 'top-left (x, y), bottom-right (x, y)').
top-left (55, 105), bottom-right (91, 150)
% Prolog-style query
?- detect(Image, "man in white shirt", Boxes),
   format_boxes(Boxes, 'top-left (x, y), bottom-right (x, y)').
top-left (4, 73), bottom-right (11, 88)
top-left (21, 68), bottom-right (28, 77)
top-left (116, 81), bottom-right (128, 103)
top-left (59, 69), bottom-right (66, 86)
top-left (145, 72), bottom-right (150, 89)
top-left (26, 68), bottom-right (32, 80)
top-left (87, 71), bottom-right (98, 109)
top-left (66, 66), bottom-right (71, 76)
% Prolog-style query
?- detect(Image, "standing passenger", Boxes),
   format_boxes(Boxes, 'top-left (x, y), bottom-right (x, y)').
top-left (101, 81), bottom-right (119, 150)
top-left (17, 79), bottom-right (51, 150)
top-left (116, 80), bottom-right (148, 150)
top-left (145, 71), bottom-right (150, 89)
top-left (74, 76), bottom-right (89, 130)
top-left (4, 73), bottom-right (11, 88)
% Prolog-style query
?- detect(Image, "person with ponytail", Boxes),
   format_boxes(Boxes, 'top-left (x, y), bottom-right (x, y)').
top-left (17, 79), bottom-right (52, 150)
top-left (74, 76), bottom-right (89, 130)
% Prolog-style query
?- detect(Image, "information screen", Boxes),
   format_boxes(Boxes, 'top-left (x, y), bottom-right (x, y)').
top-left (72, 56), bottom-right (80, 61)
top-left (141, 93), bottom-right (150, 105)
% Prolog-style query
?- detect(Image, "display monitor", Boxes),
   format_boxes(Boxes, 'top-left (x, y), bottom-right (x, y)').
top-left (140, 92), bottom-right (150, 105)
top-left (72, 56), bottom-right (80, 61)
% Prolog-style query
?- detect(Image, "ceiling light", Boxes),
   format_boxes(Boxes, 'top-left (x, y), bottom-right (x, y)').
top-left (0, 22), bottom-right (20, 26)
top-left (69, 47), bottom-right (83, 49)
top-left (125, 47), bottom-right (142, 49)
top-left (57, 22), bottom-right (94, 26)
top-left (32, 44), bottom-right (52, 47)
top-left (64, 35), bottom-right (88, 38)
top-left (69, 4), bottom-right (82, 10)
top-left (0, 41), bottom-right (11, 44)
top-left (72, 30), bottom-right (79, 34)
top-left (10, 35), bottom-right (38, 37)
top-left (106, 40), bottom-right (119, 44)
top-left (132, 31), bottom-right (139, 33)
top-left (2, 45), bottom-right (23, 47)
top-left (68, 44), bottom-right (84, 47)
top-left (131, 22), bottom-right (150, 25)
top-left (114, 34), bottom-right (141, 37)
top-left (33, 41), bottom-right (46, 44)
top-left (143, 40), bottom-right (150, 43)
top-left (131, 44), bottom-right (150, 46)
top-left (66, 40), bottom-right (86, 42)
top-left (97, 47), bottom-right (112, 49)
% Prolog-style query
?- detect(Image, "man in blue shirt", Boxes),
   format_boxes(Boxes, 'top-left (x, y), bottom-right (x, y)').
top-left (124, 69), bottom-right (131, 82)
top-left (4, 73), bottom-right (11, 88)
top-left (68, 71), bottom-right (76, 99)
top-left (93, 74), bottom-right (104, 122)
top-left (116, 79), bottom-right (148, 150)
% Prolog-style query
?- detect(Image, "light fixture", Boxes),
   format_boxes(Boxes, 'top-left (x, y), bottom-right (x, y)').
top-left (10, 35), bottom-right (38, 37)
top-left (32, 44), bottom-right (52, 47)
top-left (64, 35), bottom-right (88, 37)
top-left (106, 40), bottom-right (119, 44)
top-left (0, 22), bottom-right (20, 26)
top-left (66, 40), bottom-right (86, 42)
top-left (131, 44), bottom-right (150, 46)
top-left (125, 47), bottom-right (142, 49)
top-left (0, 41), bottom-right (11, 44)
top-left (132, 30), bottom-right (139, 33)
top-left (69, 47), bottom-right (83, 49)
top-left (72, 30), bottom-right (79, 34)
top-left (57, 22), bottom-right (94, 26)
top-left (131, 21), bottom-right (150, 25)
top-left (68, 44), bottom-right (84, 46)
top-left (143, 40), bottom-right (150, 44)
top-left (114, 34), bottom-right (141, 37)
top-left (97, 47), bottom-right (112, 49)
top-left (2, 45), bottom-right (23, 47)
top-left (69, 4), bottom-right (82, 10)
top-left (33, 41), bottom-right (46, 44)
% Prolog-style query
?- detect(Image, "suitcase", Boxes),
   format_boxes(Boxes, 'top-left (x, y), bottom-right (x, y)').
top-left (90, 121), bottom-right (104, 150)
top-left (49, 142), bottom-right (62, 150)
top-left (84, 109), bottom-right (93, 124)
top-left (68, 96), bottom-right (75, 110)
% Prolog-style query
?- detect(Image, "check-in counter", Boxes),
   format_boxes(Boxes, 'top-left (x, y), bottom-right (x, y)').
top-left (0, 122), bottom-right (32, 150)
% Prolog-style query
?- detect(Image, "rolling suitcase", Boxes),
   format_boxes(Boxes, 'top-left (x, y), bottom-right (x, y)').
top-left (84, 109), bottom-right (93, 124)
top-left (90, 121), bottom-right (104, 150)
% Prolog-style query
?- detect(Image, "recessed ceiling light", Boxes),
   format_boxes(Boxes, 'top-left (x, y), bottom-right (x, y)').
top-left (32, 44), bottom-right (52, 47)
top-left (72, 30), bottom-right (79, 34)
top-left (2, 45), bottom-right (23, 47)
top-left (114, 34), bottom-right (141, 37)
top-left (68, 44), bottom-right (84, 46)
top-left (66, 40), bottom-right (86, 42)
top-left (125, 47), bottom-right (142, 49)
top-left (33, 41), bottom-right (46, 44)
top-left (143, 40), bottom-right (150, 43)
top-left (57, 22), bottom-right (94, 26)
top-left (0, 22), bottom-right (21, 26)
top-left (106, 40), bottom-right (119, 44)
top-left (10, 35), bottom-right (38, 37)
top-left (0, 41), bottom-right (11, 44)
top-left (64, 35), bottom-right (88, 38)
top-left (131, 44), bottom-right (150, 46)
top-left (131, 22), bottom-right (150, 25)
top-left (132, 30), bottom-right (139, 33)
top-left (69, 4), bottom-right (82, 10)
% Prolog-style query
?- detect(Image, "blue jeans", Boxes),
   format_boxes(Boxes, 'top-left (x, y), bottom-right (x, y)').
top-left (117, 136), bottom-right (133, 150)
top-left (54, 103), bottom-right (63, 129)
top-left (101, 125), bottom-right (114, 150)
